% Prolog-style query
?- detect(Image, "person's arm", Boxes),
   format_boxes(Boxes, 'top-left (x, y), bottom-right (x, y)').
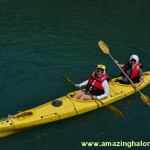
top-left (133, 76), bottom-right (144, 88)
top-left (75, 80), bottom-right (88, 87)
top-left (114, 60), bottom-right (124, 68)
top-left (133, 68), bottom-right (144, 88)
top-left (139, 76), bottom-right (144, 86)
top-left (93, 80), bottom-right (109, 100)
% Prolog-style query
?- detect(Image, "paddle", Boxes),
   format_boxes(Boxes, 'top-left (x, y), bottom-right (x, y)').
top-left (62, 74), bottom-right (123, 118)
top-left (98, 40), bottom-right (150, 106)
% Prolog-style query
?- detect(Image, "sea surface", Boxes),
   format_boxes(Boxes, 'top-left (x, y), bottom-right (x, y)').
top-left (0, 0), bottom-right (150, 150)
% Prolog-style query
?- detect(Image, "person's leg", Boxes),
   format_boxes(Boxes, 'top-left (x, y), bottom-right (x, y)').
top-left (73, 91), bottom-right (85, 99)
top-left (118, 80), bottom-right (124, 84)
top-left (117, 77), bottom-right (130, 84)
top-left (79, 94), bottom-right (92, 100)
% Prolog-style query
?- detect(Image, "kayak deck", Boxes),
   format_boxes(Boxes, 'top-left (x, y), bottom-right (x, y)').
top-left (0, 71), bottom-right (150, 138)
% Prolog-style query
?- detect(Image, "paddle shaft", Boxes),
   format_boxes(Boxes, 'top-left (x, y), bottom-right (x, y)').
top-left (108, 53), bottom-right (142, 94)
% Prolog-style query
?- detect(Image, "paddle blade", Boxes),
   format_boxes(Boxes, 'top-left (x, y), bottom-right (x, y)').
top-left (141, 94), bottom-right (150, 106)
top-left (106, 105), bottom-right (123, 118)
top-left (61, 74), bottom-right (71, 83)
top-left (98, 41), bottom-right (110, 54)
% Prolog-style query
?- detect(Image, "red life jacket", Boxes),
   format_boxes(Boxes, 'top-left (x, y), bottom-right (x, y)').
top-left (86, 71), bottom-right (109, 96)
top-left (120, 61), bottom-right (143, 83)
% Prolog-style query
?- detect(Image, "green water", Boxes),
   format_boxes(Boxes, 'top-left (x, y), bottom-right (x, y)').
top-left (0, 0), bottom-right (150, 149)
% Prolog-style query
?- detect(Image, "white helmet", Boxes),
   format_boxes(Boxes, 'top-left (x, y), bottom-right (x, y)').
top-left (130, 54), bottom-right (139, 63)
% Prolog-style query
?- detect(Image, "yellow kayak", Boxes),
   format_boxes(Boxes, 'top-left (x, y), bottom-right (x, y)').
top-left (0, 71), bottom-right (150, 138)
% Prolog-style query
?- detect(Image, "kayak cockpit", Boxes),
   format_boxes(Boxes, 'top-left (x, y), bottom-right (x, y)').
top-left (111, 77), bottom-right (138, 87)
top-left (67, 91), bottom-right (95, 102)
top-left (15, 110), bottom-right (35, 120)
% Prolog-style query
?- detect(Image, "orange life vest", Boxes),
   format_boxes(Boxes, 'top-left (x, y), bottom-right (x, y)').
top-left (86, 71), bottom-right (109, 96)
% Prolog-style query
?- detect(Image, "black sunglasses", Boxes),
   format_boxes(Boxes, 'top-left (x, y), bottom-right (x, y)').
top-left (131, 59), bottom-right (136, 62)
top-left (97, 70), bottom-right (104, 73)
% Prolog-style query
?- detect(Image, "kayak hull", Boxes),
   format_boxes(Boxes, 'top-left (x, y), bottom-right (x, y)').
top-left (0, 71), bottom-right (150, 138)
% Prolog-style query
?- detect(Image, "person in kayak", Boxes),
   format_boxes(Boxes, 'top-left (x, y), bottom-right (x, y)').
top-left (73, 64), bottom-right (109, 100)
top-left (114, 54), bottom-right (144, 88)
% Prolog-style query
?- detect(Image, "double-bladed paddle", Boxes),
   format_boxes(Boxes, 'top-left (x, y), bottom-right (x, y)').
top-left (62, 74), bottom-right (123, 118)
top-left (98, 40), bottom-right (150, 106)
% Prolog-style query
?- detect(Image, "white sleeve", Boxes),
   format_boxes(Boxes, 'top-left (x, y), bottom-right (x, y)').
top-left (97, 80), bottom-right (109, 100)
top-left (79, 80), bottom-right (88, 87)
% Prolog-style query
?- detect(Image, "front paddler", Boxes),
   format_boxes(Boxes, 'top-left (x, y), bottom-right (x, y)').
top-left (114, 54), bottom-right (144, 88)
top-left (73, 64), bottom-right (109, 100)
